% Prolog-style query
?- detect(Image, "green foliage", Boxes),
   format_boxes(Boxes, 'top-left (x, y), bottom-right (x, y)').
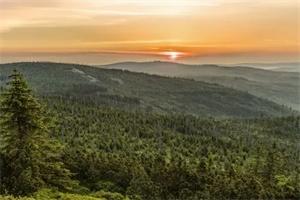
top-left (0, 69), bottom-right (299, 199)
top-left (0, 196), bottom-right (35, 200)
top-left (0, 71), bottom-right (75, 195)
top-left (101, 61), bottom-right (300, 111)
top-left (0, 62), bottom-right (294, 118)
top-left (0, 190), bottom-right (128, 200)
top-left (43, 96), bottom-right (299, 199)
top-left (93, 190), bottom-right (128, 200)
top-left (93, 181), bottom-right (122, 193)
top-left (33, 189), bottom-right (103, 200)
top-left (126, 166), bottom-right (160, 200)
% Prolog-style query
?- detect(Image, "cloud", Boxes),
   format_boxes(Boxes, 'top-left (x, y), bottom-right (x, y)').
top-left (0, 0), bottom-right (62, 9)
top-left (1, 0), bottom-right (297, 33)
top-left (0, 0), bottom-right (298, 57)
top-left (0, 0), bottom-right (202, 32)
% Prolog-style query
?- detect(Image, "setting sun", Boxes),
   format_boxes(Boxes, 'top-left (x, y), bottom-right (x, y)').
top-left (161, 51), bottom-right (185, 61)
top-left (0, 0), bottom-right (298, 64)
top-left (0, 0), bottom-right (299, 199)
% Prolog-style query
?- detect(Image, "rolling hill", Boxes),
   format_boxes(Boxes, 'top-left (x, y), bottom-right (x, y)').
top-left (236, 62), bottom-right (300, 72)
top-left (100, 61), bottom-right (300, 111)
top-left (0, 62), bottom-right (294, 118)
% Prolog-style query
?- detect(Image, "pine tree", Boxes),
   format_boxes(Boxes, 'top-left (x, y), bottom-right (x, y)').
top-left (0, 70), bottom-right (75, 195)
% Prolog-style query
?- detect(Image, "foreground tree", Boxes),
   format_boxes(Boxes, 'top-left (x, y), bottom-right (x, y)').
top-left (0, 70), bottom-right (75, 195)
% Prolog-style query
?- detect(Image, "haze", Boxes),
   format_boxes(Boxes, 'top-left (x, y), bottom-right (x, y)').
top-left (0, 0), bottom-right (299, 64)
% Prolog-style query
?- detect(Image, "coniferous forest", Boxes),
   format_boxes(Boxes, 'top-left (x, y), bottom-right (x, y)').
top-left (1, 0), bottom-right (299, 199)
top-left (0, 69), bottom-right (299, 200)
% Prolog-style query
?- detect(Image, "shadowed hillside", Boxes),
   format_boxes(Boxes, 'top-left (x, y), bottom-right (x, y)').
top-left (100, 61), bottom-right (300, 111)
top-left (0, 62), bottom-right (293, 118)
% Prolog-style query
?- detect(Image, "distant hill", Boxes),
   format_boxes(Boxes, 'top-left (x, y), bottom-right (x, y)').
top-left (235, 62), bottom-right (300, 72)
top-left (0, 62), bottom-right (294, 118)
top-left (99, 61), bottom-right (300, 111)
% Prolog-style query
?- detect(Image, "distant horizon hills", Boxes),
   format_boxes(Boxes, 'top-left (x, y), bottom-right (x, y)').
top-left (94, 60), bottom-right (300, 72)
top-left (0, 61), bottom-right (298, 118)
top-left (1, 60), bottom-right (299, 111)
top-left (4, 60), bottom-right (298, 71)
top-left (0, 51), bottom-right (299, 72)
top-left (233, 62), bottom-right (300, 72)
top-left (97, 60), bottom-right (300, 111)
top-left (2, 60), bottom-right (299, 73)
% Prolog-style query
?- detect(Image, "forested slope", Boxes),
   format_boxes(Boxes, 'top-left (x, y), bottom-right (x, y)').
top-left (0, 70), bottom-right (299, 199)
top-left (48, 96), bottom-right (300, 199)
top-left (101, 61), bottom-right (300, 110)
top-left (1, 94), bottom-right (299, 199)
top-left (0, 62), bottom-right (294, 118)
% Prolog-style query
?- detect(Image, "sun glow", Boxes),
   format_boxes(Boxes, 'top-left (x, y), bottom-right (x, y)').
top-left (161, 51), bottom-right (185, 61)
top-left (0, 0), bottom-right (298, 64)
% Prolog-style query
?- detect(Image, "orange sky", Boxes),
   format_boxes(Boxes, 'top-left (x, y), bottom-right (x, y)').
top-left (0, 0), bottom-right (299, 63)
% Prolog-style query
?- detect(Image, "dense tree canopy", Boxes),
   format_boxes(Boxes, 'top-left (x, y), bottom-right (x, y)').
top-left (0, 70), bottom-right (75, 195)
top-left (0, 71), bottom-right (299, 199)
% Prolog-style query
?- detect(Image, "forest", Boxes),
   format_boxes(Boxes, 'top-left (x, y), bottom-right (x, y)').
top-left (0, 70), bottom-right (299, 200)
top-left (0, 62), bottom-right (294, 118)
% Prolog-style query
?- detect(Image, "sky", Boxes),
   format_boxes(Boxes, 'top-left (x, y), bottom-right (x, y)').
top-left (0, 0), bottom-right (299, 64)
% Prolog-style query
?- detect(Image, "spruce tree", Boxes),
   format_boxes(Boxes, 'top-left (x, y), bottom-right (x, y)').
top-left (0, 70), bottom-right (75, 195)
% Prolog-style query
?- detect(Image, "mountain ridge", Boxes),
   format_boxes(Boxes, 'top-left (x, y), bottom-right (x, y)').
top-left (98, 61), bottom-right (300, 110)
top-left (0, 62), bottom-right (294, 118)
